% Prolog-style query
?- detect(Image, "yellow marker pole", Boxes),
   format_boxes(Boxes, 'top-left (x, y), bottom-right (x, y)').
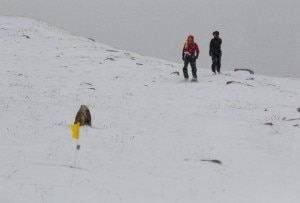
top-left (70, 122), bottom-right (81, 187)
top-left (71, 122), bottom-right (80, 140)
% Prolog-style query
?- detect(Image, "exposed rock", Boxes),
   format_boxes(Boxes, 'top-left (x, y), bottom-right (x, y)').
top-left (201, 159), bottom-right (222, 165)
top-left (234, 68), bottom-right (254, 74)
top-left (74, 105), bottom-right (91, 126)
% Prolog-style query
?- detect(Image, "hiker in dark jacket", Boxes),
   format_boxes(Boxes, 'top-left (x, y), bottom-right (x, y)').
top-left (182, 35), bottom-right (200, 80)
top-left (209, 31), bottom-right (222, 74)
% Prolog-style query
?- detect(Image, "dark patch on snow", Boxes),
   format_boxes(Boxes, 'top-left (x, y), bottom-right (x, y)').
top-left (80, 82), bottom-right (93, 86)
top-left (165, 64), bottom-right (174, 67)
top-left (171, 71), bottom-right (180, 76)
top-left (23, 34), bottom-right (30, 39)
top-left (33, 163), bottom-right (85, 170)
top-left (234, 68), bottom-right (254, 74)
top-left (105, 57), bottom-right (115, 61)
top-left (226, 81), bottom-right (253, 87)
top-left (88, 37), bottom-right (96, 42)
top-left (105, 49), bottom-right (118, 53)
top-left (282, 117), bottom-right (300, 121)
top-left (264, 123), bottom-right (273, 126)
top-left (201, 159), bottom-right (222, 165)
top-left (80, 82), bottom-right (95, 90)
top-left (61, 165), bottom-right (85, 170)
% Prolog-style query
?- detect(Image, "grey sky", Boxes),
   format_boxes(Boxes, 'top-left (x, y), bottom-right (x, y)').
top-left (1, 0), bottom-right (299, 77)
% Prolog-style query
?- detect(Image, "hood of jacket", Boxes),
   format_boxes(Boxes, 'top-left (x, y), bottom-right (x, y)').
top-left (187, 35), bottom-right (194, 43)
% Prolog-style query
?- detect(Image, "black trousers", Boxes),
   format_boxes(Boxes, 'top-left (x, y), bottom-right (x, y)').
top-left (183, 56), bottom-right (197, 78)
top-left (211, 55), bottom-right (221, 73)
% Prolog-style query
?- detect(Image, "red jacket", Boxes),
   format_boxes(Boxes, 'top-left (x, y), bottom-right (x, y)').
top-left (182, 35), bottom-right (200, 57)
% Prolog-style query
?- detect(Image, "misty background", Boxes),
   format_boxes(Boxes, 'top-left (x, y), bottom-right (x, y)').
top-left (1, 0), bottom-right (299, 77)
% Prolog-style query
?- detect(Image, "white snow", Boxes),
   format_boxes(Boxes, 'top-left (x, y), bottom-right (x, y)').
top-left (0, 16), bottom-right (300, 203)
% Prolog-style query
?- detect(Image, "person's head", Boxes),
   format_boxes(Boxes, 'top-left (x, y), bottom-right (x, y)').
top-left (187, 35), bottom-right (194, 43)
top-left (213, 31), bottom-right (219, 38)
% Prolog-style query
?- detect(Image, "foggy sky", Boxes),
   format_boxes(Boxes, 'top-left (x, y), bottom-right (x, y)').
top-left (1, 0), bottom-right (299, 77)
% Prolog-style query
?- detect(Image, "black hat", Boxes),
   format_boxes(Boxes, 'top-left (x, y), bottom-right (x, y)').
top-left (213, 31), bottom-right (219, 35)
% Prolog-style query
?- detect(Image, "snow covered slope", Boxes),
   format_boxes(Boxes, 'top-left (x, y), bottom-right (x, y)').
top-left (1, 17), bottom-right (300, 203)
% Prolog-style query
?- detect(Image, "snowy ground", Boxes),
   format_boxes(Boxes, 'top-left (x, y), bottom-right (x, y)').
top-left (0, 17), bottom-right (300, 203)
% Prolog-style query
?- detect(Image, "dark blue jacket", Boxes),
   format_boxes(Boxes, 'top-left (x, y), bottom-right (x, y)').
top-left (209, 37), bottom-right (222, 57)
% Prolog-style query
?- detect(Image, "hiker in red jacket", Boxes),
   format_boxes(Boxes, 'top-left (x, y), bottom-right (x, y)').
top-left (182, 35), bottom-right (200, 80)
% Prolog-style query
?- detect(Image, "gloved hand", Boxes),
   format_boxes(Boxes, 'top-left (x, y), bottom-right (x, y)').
top-left (182, 56), bottom-right (185, 61)
top-left (192, 55), bottom-right (198, 60)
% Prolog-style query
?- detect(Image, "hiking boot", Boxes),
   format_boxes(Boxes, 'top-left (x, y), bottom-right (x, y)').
top-left (191, 77), bottom-right (198, 82)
